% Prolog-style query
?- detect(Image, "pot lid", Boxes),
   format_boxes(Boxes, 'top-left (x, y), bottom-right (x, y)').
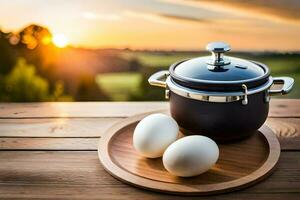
top-left (170, 42), bottom-right (270, 91)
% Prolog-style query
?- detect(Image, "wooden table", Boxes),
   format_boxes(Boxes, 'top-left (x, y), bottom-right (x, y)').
top-left (0, 100), bottom-right (299, 199)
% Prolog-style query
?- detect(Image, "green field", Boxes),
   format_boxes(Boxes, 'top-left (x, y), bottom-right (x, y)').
top-left (248, 57), bottom-right (300, 98)
top-left (121, 51), bottom-right (201, 67)
top-left (98, 52), bottom-right (300, 101)
top-left (96, 72), bottom-right (142, 101)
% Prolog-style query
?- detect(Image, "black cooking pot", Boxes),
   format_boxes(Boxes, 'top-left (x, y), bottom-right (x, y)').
top-left (148, 42), bottom-right (294, 142)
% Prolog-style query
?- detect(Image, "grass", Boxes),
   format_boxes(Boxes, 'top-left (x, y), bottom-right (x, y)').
top-left (96, 72), bottom-right (142, 101)
top-left (122, 51), bottom-right (200, 67)
top-left (255, 58), bottom-right (300, 98)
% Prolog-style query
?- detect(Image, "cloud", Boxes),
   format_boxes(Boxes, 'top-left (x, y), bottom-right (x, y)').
top-left (206, 0), bottom-right (300, 19)
top-left (82, 12), bottom-right (121, 21)
top-left (172, 0), bottom-right (300, 25)
top-left (123, 10), bottom-right (170, 24)
top-left (156, 13), bottom-right (210, 23)
top-left (123, 9), bottom-right (210, 25)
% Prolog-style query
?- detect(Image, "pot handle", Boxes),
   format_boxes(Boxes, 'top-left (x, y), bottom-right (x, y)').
top-left (148, 70), bottom-right (169, 88)
top-left (269, 77), bottom-right (294, 96)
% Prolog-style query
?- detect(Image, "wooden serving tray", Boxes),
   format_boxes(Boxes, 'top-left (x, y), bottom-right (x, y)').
top-left (98, 111), bottom-right (281, 195)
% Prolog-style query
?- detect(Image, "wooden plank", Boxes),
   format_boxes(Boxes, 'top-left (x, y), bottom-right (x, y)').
top-left (269, 99), bottom-right (300, 118)
top-left (0, 151), bottom-right (299, 199)
top-left (0, 138), bottom-right (98, 150)
top-left (0, 132), bottom-right (298, 151)
top-left (266, 118), bottom-right (300, 150)
top-left (0, 118), bottom-right (299, 150)
top-left (0, 118), bottom-right (299, 142)
top-left (0, 185), bottom-right (299, 200)
top-left (0, 102), bottom-right (168, 118)
top-left (0, 100), bottom-right (299, 118)
top-left (0, 184), bottom-right (300, 200)
top-left (0, 118), bottom-right (122, 137)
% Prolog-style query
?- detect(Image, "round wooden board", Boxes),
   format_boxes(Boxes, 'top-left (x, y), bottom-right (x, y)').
top-left (98, 110), bottom-right (281, 195)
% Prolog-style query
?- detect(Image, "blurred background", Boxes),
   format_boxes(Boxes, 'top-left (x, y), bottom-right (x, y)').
top-left (0, 0), bottom-right (299, 102)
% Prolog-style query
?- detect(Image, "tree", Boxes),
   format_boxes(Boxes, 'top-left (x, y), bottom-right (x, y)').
top-left (0, 30), bottom-right (17, 74)
top-left (2, 58), bottom-right (50, 102)
top-left (18, 24), bottom-right (52, 50)
top-left (75, 74), bottom-right (110, 101)
top-left (15, 24), bottom-right (57, 83)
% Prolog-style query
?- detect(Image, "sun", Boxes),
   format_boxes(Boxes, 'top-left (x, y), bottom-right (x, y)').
top-left (52, 34), bottom-right (69, 48)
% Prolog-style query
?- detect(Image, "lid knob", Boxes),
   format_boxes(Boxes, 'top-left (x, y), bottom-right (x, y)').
top-left (206, 42), bottom-right (231, 67)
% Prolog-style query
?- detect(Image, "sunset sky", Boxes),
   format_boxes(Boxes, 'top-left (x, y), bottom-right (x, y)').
top-left (0, 0), bottom-right (300, 51)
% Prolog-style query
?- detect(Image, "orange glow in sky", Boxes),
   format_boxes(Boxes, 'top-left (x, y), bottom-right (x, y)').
top-left (0, 0), bottom-right (299, 51)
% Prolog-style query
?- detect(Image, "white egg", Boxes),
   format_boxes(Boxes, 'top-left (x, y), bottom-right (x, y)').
top-left (133, 113), bottom-right (179, 158)
top-left (163, 135), bottom-right (219, 177)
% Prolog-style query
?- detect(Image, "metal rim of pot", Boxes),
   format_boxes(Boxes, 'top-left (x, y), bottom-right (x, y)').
top-left (148, 70), bottom-right (293, 105)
